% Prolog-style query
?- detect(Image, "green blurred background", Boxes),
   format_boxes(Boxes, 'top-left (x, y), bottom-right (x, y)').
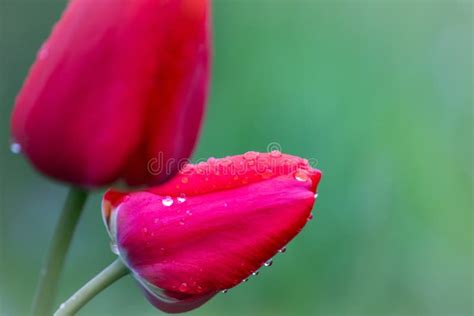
top-left (1, 1), bottom-right (472, 315)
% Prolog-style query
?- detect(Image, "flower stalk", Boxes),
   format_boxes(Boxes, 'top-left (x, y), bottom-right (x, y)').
top-left (54, 259), bottom-right (129, 316)
top-left (31, 188), bottom-right (88, 316)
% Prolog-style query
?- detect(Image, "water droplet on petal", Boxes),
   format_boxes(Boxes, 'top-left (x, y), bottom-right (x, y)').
top-left (270, 150), bottom-right (282, 158)
top-left (38, 45), bottom-right (49, 60)
top-left (221, 289), bottom-right (228, 294)
top-left (181, 177), bottom-right (189, 184)
top-left (242, 278), bottom-right (249, 283)
top-left (186, 210), bottom-right (192, 216)
top-left (177, 194), bottom-right (186, 203)
top-left (264, 259), bottom-right (273, 267)
top-left (10, 142), bottom-right (21, 154)
top-left (270, 150), bottom-right (281, 158)
top-left (243, 151), bottom-right (259, 160)
top-left (307, 213), bottom-right (314, 221)
top-left (162, 196), bottom-right (174, 207)
top-left (294, 169), bottom-right (309, 182)
top-left (180, 164), bottom-right (195, 175)
top-left (178, 283), bottom-right (188, 292)
top-left (314, 193), bottom-right (319, 199)
top-left (110, 242), bottom-right (119, 255)
top-left (279, 247), bottom-right (287, 253)
top-left (252, 271), bottom-right (259, 276)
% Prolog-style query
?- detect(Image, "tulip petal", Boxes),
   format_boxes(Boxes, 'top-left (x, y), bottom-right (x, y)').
top-left (149, 152), bottom-right (321, 196)
top-left (103, 153), bottom-right (321, 312)
top-left (11, 0), bottom-right (211, 187)
top-left (137, 276), bottom-right (215, 314)
top-left (117, 177), bottom-right (316, 292)
top-left (123, 0), bottom-right (211, 186)
top-left (12, 0), bottom-right (166, 185)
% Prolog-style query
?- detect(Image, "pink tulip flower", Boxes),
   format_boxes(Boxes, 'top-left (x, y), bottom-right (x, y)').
top-left (11, 0), bottom-right (211, 187)
top-left (102, 151), bottom-right (322, 313)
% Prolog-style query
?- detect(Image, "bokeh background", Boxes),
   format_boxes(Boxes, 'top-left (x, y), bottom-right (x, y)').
top-left (0, 1), bottom-right (472, 315)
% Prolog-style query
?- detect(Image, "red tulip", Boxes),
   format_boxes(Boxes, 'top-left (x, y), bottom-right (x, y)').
top-left (102, 151), bottom-right (322, 313)
top-left (11, 0), bottom-right (211, 187)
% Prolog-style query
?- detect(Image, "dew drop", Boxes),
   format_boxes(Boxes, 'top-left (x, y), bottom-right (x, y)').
top-left (270, 150), bottom-right (282, 158)
top-left (178, 283), bottom-right (188, 292)
top-left (38, 45), bottom-right (49, 60)
top-left (59, 303), bottom-right (65, 309)
top-left (242, 278), bottom-right (249, 283)
top-left (177, 194), bottom-right (186, 203)
top-left (307, 213), bottom-right (314, 221)
top-left (221, 289), bottom-right (228, 294)
top-left (252, 271), bottom-right (259, 276)
top-left (294, 169), bottom-right (309, 182)
top-left (179, 220), bottom-right (185, 226)
top-left (10, 142), bottom-right (22, 154)
top-left (279, 247), bottom-right (287, 253)
top-left (243, 151), bottom-right (258, 160)
top-left (180, 164), bottom-right (195, 175)
top-left (197, 285), bottom-right (204, 293)
top-left (181, 177), bottom-right (189, 184)
top-left (110, 242), bottom-right (119, 255)
top-left (314, 193), bottom-right (319, 199)
top-left (186, 210), bottom-right (192, 216)
top-left (264, 259), bottom-right (273, 267)
top-left (162, 196), bottom-right (174, 207)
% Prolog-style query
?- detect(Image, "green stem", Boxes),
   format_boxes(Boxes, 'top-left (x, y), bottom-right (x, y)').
top-left (31, 187), bottom-right (89, 316)
top-left (54, 259), bottom-right (129, 316)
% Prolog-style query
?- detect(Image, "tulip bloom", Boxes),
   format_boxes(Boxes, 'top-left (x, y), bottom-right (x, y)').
top-left (102, 151), bottom-right (322, 313)
top-left (11, 0), bottom-right (211, 187)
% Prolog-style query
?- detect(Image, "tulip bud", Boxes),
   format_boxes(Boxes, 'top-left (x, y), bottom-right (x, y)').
top-left (11, 0), bottom-right (211, 187)
top-left (102, 152), bottom-right (322, 313)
